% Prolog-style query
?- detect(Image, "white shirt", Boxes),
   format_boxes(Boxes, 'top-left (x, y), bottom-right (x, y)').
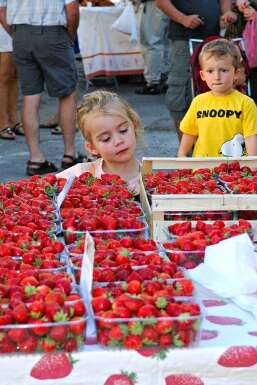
top-left (0, 0), bottom-right (75, 26)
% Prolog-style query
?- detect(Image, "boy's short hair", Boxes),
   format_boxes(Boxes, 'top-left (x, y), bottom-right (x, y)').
top-left (199, 39), bottom-right (242, 69)
top-left (77, 90), bottom-right (141, 141)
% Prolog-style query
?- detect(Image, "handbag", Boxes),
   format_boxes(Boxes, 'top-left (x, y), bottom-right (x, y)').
top-left (243, 11), bottom-right (257, 68)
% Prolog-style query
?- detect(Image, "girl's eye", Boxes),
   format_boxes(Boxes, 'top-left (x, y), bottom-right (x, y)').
top-left (120, 128), bottom-right (128, 134)
top-left (101, 136), bottom-right (110, 143)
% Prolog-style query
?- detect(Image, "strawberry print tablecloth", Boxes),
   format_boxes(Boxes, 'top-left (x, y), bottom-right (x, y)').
top-left (1, 287), bottom-right (257, 385)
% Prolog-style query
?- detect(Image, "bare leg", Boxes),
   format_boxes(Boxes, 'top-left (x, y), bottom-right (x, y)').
top-left (6, 53), bottom-right (18, 126)
top-left (8, 79), bottom-right (18, 126)
top-left (59, 91), bottom-right (76, 159)
top-left (0, 52), bottom-right (13, 128)
top-left (22, 93), bottom-right (44, 162)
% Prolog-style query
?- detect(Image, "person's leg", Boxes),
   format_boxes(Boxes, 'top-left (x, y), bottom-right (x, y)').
top-left (165, 40), bottom-right (192, 141)
top-left (58, 90), bottom-right (77, 160)
top-left (22, 93), bottom-right (44, 162)
top-left (0, 53), bottom-right (14, 129)
top-left (6, 53), bottom-right (18, 127)
top-left (136, 1), bottom-right (166, 94)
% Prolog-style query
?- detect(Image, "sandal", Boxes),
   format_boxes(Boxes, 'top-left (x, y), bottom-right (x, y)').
top-left (0, 127), bottom-right (16, 140)
top-left (40, 116), bottom-right (59, 129)
top-left (11, 122), bottom-right (25, 136)
top-left (51, 126), bottom-right (62, 135)
top-left (26, 160), bottom-right (58, 176)
top-left (61, 153), bottom-right (89, 170)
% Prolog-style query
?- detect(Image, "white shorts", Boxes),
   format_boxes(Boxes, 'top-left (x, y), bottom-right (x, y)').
top-left (0, 24), bottom-right (12, 52)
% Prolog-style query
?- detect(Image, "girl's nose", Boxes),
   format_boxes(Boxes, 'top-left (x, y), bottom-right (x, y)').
top-left (113, 134), bottom-right (123, 146)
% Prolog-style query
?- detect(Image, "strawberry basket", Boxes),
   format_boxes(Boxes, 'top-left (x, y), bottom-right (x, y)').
top-left (0, 300), bottom-right (87, 354)
top-left (93, 296), bottom-right (203, 350)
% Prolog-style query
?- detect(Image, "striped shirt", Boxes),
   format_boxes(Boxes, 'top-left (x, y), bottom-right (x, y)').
top-left (0, 0), bottom-right (75, 26)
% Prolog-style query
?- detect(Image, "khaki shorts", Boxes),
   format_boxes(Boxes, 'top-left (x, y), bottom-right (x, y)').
top-left (13, 24), bottom-right (77, 97)
top-left (165, 40), bottom-right (192, 121)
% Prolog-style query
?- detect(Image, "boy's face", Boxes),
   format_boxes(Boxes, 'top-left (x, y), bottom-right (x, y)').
top-left (200, 54), bottom-right (239, 96)
top-left (85, 112), bottom-right (137, 165)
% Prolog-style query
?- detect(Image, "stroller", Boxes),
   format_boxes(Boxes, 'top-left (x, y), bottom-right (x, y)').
top-left (189, 35), bottom-right (251, 97)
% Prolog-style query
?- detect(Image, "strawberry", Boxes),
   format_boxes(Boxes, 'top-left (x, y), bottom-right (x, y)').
top-left (104, 371), bottom-right (137, 385)
top-left (7, 328), bottom-right (28, 343)
top-left (124, 335), bottom-right (142, 350)
top-left (12, 302), bottom-right (29, 323)
top-left (30, 352), bottom-right (75, 379)
top-left (218, 346), bottom-right (257, 367)
top-left (19, 335), bottom-right (38, 353)
top-left (49, 325), bottom-right (67, 342)
top-left (41, 337), bottom-right (57, 352)
top-left (165, 374), bottom-right (204, 385)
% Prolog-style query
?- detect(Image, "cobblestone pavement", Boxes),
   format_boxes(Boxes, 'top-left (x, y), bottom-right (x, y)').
top-left (0, 63), bottom-right (179, 183)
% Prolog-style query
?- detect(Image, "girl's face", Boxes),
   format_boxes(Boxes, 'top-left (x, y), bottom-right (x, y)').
top-left (200, 54), bottom-right (239, 96)
top-left (85, 112), bottom-right (137, 164)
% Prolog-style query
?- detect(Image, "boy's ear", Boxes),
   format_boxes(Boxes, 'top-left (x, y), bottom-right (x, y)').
top-left (84, 141), bottom-right (99, 156)
top-left (200, 70), bottom-right (206, 81)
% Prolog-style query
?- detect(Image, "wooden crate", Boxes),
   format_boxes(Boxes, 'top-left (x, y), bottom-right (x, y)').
top-left (140, 157), bottom-right (257, 240)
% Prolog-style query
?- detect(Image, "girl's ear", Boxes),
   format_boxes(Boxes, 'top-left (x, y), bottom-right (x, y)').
top-left (200, 70), bottom-right (206, 81)
top-left (84, 141), bottom-right (99, 156)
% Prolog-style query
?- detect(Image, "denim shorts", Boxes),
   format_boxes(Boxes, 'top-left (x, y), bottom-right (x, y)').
top-left (12, 24), bottom-right (77, 97)
top-left (165, 40), bottom-right (192, 121)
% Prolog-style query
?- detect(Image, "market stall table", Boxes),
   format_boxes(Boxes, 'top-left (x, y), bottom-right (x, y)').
top-left (2, 286), bottom-right (257, 385)
top-left (77, 5), bottom-right (144, 80)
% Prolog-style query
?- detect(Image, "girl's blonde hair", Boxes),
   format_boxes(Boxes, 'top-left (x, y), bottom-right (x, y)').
top-left (77, 90), bottom-right (141, 141)
top-left (199, 39), bottom-right (242, 69)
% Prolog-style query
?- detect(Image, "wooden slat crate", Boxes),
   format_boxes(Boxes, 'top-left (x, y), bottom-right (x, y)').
top-left (140, 157), bottom-right (257, 240)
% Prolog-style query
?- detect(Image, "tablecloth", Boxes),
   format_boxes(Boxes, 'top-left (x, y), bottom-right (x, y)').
top-left (2, 286), bottom-right (257, 385)
top-left (77, 6), bottom-right (144, 80)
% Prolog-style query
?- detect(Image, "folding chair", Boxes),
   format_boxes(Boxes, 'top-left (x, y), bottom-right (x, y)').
top-left (189, 36), bottom-right (251, 97)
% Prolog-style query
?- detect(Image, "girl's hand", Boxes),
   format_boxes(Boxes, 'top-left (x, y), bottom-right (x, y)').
top-left (243, 6), bottom-right (256, 21)
top-left (236, 0), bottom-right (250, 13)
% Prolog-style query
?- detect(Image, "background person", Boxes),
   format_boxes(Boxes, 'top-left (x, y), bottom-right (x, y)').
top-left (156, 0), bottom-right (237, 140)
top-left (0, 0), bottom-right (80, 176)
top-left (0, 22), bottom-right (19, 140)
top-left (135, 0), bottom-right (170, 95)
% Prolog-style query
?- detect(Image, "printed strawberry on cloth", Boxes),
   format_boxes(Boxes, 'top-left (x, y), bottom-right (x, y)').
top-left (1, 289), bottom-right (257, 385)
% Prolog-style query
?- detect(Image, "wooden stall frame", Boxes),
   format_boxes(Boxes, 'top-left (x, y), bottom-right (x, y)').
top-left (140, 157), bottom-right (257, 239)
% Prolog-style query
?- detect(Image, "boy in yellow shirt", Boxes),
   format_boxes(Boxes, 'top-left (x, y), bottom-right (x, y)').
top-left (177, 39), bottom-right (257, 157)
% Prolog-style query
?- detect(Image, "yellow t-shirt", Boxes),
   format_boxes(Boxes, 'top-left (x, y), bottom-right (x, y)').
top-left (180, 90), bottom-right (257, 157)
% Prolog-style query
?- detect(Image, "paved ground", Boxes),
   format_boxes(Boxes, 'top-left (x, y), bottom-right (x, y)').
top-left (0, 62), bottom-right (179, 183)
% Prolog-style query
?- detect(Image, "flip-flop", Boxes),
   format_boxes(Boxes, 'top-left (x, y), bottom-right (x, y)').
top-left (11, 122), bottom-right (25, 136)
top-left (0, 127), bottom-right (16, 140)
top-left (26, 160), bottom-right (58, 176)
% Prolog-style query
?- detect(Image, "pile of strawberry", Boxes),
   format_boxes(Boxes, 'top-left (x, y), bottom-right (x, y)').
top-left (60, 172), bottom-right (147, 237)
top-left (68, 237), bottom-right (157, 257)
top-left (163, 219), bottom-right (252, 268)
top-left (144, 168), bottom-right (224, 194)
top-left (92, 281), bottom-right (200, 349)
top-left (0, 174), bottom-right (89, 353)
top-left (144, 160), bottom-right (257, 195)
top-left (0, 270), bottom-right (74, 305)
top-left (0, 291), bottom-right (87, 353)
top-left (164, 210), bottom-right (233, 221)
top-left (73, 259), bottom-right (187, 284)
